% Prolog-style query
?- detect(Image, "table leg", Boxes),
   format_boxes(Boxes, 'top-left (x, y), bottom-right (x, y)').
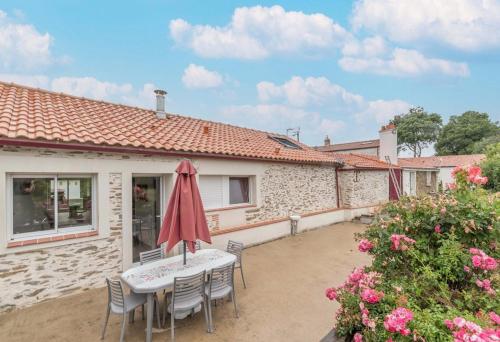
top-left (146, 293), bottom-right (154, 342)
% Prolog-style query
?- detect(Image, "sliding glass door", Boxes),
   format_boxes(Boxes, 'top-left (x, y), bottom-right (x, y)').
top-left (132, 176), bottom-right (162, 262)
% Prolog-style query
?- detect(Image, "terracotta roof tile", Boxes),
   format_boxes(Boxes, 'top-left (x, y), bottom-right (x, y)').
top-left (331, 152), bottom-right (396, 169)
top-left (398, 155), bottom-right (485, 168)
top-left (315, 139), bottom-right (380, 152)
top-left (0, 81), bottom-right (341, 165)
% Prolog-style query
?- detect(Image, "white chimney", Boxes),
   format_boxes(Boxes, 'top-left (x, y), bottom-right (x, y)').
top-left (379, 123), bottom-right (398, 164)
top-left (154, 89), bottom-right (167, 119)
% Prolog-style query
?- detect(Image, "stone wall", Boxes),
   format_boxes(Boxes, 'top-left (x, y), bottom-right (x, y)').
top-left (338, 170), bottom-right (388, 208)
top-left (0, 173), bottom-right (123, 313)
top-left (245, 163), bottom-right (338, 223)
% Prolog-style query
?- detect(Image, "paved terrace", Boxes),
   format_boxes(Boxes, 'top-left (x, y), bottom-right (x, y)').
top-left (0, 222), bottom-right (370, 342)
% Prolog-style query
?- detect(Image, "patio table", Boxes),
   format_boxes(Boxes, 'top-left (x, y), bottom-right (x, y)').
top-left (121, 248), bottom-right (236, 342)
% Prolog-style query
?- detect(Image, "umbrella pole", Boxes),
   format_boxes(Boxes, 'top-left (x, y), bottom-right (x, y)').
top-left (183, 241), bottom-right (187, 265)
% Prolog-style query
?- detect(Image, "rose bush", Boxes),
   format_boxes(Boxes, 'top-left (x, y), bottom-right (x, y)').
top-left (326, 166), bottom-right (499, 341)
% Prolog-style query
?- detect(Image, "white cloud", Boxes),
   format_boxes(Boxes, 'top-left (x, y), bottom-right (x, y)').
top-left (170, 5), bottom-right (349, 59)
top-left (355, 99), bottom-right (411, 124)
top-left (0, 73), bottom-right (49, 88)
top-left (0, 10), bottom-right (54, 69)
top-left (254, 75), bottom-right (410, 127)
top-left (339, 46), bottom-right (470, 77)
top-left (351, 0), bottom-right (500, 51)
top-left (0, 73), bottom-right (157, 108)
top-left (182, 64), bottom-right (223, 89)
top-left (257, 76), bottom-right (364, 108)
top-left (51, 77), bottom-right (133, 100)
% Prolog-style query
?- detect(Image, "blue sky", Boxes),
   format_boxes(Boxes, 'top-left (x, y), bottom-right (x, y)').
top-left (1, 1), bottom-right (499, 153)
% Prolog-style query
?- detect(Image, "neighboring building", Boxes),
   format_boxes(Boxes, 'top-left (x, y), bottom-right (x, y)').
top-left (317, 124), bottom-right (400, 200)
top-left (0, 82), bottom-right (392, 312)
top-left (397, 160), bottom-right (439, 196)
top-left (399, 155), bottom-right (486, 189)
top-left (317, 123), bottom-right (398, 164)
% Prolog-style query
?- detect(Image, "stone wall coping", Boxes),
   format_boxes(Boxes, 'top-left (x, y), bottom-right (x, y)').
top-left (211, 204), bottom-right (383, 237)
top-left (6, 230), bottom-right (98, 249)
top-left (205, 204), bottom-right (257, 213)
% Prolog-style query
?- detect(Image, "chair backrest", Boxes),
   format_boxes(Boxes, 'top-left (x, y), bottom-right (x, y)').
top-left (178, 240), bottom-right (201, 254)
top-left (172, 271), bottom-right (206, 305)
top-left (227, 240), bottom-right (244, 263)
top-left (208, 262), bottom-right (235, 294)
top-left (139, 247), bottom-right (164, 265)
top-left (106, 278), bottom-right (124, 308)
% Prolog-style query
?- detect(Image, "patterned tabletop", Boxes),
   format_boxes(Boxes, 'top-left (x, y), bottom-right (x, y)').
top-left (121, 249), bottom-right (236, 293)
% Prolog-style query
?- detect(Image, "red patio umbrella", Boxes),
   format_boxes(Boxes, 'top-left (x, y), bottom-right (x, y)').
top-left (157, 159), bottom-right (211, 264)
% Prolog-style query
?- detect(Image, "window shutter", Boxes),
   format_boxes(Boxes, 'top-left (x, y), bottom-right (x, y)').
top-left (199, 176), bottom-right (223, 209)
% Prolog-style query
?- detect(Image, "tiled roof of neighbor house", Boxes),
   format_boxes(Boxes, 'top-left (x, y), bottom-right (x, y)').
top-left (331, 152), bottom-right (397, 169)
top-left (398, 155), bottom-right (486, 168)
top-left (0, 81), bottom-right (342, 165)
top-left (315, 139), bottom-right (380, 152)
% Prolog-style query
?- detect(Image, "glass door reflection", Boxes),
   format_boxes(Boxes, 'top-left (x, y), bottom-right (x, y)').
top-left (132, 176), bottom-right (162, 262)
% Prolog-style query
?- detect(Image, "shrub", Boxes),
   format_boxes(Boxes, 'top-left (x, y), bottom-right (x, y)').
top-left (481, 142), bottom-right (500, 192)
top-left (326, 166), bottom-right (499, 341)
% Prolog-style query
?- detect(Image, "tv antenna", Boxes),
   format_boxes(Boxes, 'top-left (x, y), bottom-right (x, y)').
top-left (286, 127), bottom-right (300, 141)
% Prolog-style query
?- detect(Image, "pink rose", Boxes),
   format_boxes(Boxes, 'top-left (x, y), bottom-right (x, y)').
top-left (447, 182), bottom-right (457, 190)
top-left (440, 207), bottom-right (447, 215)
top-left (358, 239), bottom-right (374, 252)
top-left (464, 266), bottom-right (470, 273)
top-left (472, 255), bottom-right (482, 267)
top-left (361, 288), bottom-right (384, 304)
top-left (489, 312), bottom-right (500, 325)
top-left (434, 225), bottom-right (441, 233)
top-left (325, 287), bottom-right (337, 301)
top-left (353, 333), bottom-right (363, 342)
top-left (453, 317), bottom-right (466, 328)
top-left (444, 319), bottom-right (454, 330)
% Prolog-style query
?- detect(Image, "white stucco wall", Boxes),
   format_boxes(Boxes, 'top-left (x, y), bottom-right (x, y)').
top-left (336, 147), bottom-right (378, 156)
top-left (438, 167), bottom-right (455, 187)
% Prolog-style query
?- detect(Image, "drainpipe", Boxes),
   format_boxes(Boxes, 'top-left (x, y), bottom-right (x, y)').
top-left (335, 167), bottom-right (340, 208)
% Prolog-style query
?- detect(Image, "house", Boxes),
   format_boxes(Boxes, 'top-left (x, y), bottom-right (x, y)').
top-left (399, 155), bottom-right (485, 189)
top-left (316, 123), bottom-right (401, 200)
top-left (317, 123), bottom-right (398, 164)
top-left (396, 160), bottom-right (439, 196)
top-left (0, 81), bottom-right (393, 312)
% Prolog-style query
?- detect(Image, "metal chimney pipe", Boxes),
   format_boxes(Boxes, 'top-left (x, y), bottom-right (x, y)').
top-left (154, 89), bottom-right (167, 119)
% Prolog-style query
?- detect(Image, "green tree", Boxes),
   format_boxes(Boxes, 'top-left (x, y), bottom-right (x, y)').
top-left (435, 111), bottom-right (499, 155)
top-left (392, 107), bottom-right (442, 157)
top-left (471, 134), bottom-right (500, 153)
top-left (480, 142), bottom-right (500, 191)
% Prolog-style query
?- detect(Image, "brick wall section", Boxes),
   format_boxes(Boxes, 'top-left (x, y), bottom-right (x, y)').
top-left (206, 214), bottom-right (220, 231)
top-left (339, 170), bottom-right (389, 208)
top-left (0, 173), bottom-right (123, 313)
top-left (245, 163), bottom-right (338, 222)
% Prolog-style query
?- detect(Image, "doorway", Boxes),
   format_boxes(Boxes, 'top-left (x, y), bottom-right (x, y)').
top-left (132, 176), bottom-right (162, 262)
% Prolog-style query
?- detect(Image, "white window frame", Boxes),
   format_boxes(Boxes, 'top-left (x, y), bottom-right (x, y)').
top-left (7, 173), bottom-right (97, 241)
top-left (200, 175), bottom-right (254, 210)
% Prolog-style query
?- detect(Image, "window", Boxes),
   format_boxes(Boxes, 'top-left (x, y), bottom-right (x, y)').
top-left (229, 177), bottom-right (250, 205)
top-left (9, 174), bottom-right (95, 239)
top-left (199, 175), bottom-right (252, 209)
top-left (426, 171), bottom-right (432, 186)
top-left (269, 136), bottom-right (302, 149)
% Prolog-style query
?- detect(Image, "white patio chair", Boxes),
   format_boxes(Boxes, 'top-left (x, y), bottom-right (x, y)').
top-left (139, 248), bottom-right (164, 328)
top-left (227, 240), bottom-right (247, 288)
top-left (101, 278), bottom-right (147, 342)
top-left (177, 240), bottom-right (201, 254)
top-left (164, 270), bottom-right (210, 341)
top-left (205, 262), bottom-right (238, 332)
